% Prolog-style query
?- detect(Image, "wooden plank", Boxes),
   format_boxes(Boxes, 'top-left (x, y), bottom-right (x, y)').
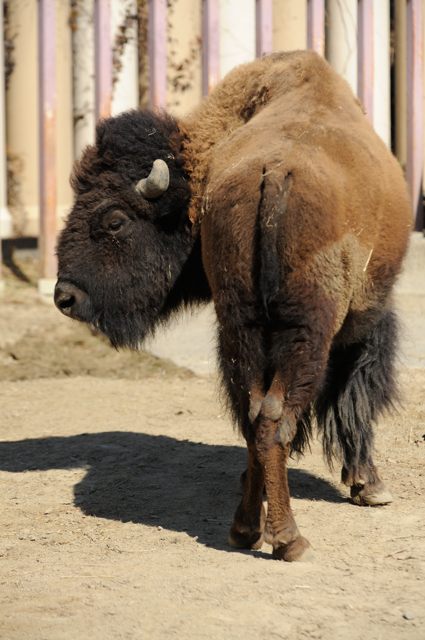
top-left (94, 0), bottom-right (112, 119)
top-left (357, 0), bottom-right (374, 124)
top-left (38, 0), bottom-right (57, 281)
top-left (406, 0), bottom-right (424, 229)
top-left (256, 0), bottom-right (273, 57)
top-left (307, 0), bottom-right (325, 55)
top-left (148, 0), bottom-right (167, 108)
top-left (202, 0), bottom-right (220, 95)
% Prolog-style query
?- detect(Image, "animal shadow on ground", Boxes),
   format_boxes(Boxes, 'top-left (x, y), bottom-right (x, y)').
top-left (0, 431), bottom-right (345, 552)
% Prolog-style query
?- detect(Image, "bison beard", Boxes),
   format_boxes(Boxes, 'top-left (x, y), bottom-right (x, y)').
top-left (55, 51), bottom-right (411, 561)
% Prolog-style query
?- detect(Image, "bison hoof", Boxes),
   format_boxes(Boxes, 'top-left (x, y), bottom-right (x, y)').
top-left (272, 536), bottom-right (313, 562)
top-left (228, 525), bottom-right (264, 550)
top-left (350, 482), bottom-right (393, 506)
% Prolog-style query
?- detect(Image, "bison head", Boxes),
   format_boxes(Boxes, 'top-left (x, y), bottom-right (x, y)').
top-left (55, 110), bottom-right (204, 348)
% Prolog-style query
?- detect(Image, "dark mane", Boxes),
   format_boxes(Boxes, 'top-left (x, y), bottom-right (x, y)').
top-left (71, 110), bottom-right (191, 223)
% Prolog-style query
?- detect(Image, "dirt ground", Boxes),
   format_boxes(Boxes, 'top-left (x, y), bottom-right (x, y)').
top-left (0, 258), bottom-right (424, 640)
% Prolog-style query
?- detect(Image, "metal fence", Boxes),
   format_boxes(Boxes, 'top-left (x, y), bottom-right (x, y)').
top-left (0, 0), bottom-right (423, 289)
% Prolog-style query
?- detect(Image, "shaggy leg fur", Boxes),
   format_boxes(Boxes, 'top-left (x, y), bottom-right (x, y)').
top-left (217, 322), bottom-right (268, 551)
top-left (316, 309), bottom-right (399, 506)
top-left (220, 295), bottom-right (336, 560)
top-left (256, 417), bottom-right (311, 561)
top-left (229, 442), bottom-right (266, 550)
top-left (257, 302), bottom-right (335, 560)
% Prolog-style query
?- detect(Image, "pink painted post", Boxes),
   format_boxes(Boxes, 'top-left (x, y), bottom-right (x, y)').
top-left (307, 0), bottom-right (325, 56)
top-left (202, 0), bottom-right (220, 95)
top-left (357, 0), bottom-right (374, 124)
top-left (406, 0), bottom-right (424, 230)
top-left (148, 0), bottom-right (167, 108)
top-left (94, 0), bottom-right (112, 120)
top-left (38, 0), bottom-right (57, 282)
top-left (256, 0), bottom-right (273, 58)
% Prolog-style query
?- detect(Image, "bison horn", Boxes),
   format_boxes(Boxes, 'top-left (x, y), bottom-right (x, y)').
top-left (135, 159), bottom-right (170, 199)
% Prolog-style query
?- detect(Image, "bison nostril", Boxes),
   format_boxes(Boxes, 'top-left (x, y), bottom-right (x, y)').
top-left (54, 281), bottom-right (88, 319)
top-left (57, 293), bottom-right (75, 310)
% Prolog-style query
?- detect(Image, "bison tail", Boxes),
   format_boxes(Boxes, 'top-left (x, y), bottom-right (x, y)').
top-left (315, 309), bottom-right (400, 476)
top-left (257, 168), bottom-right (292, 317)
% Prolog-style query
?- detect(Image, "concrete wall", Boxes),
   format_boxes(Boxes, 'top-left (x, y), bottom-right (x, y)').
top-left (273, 0), bottom-right (307, 51)
top-left (72, 0), bottom-right (95, 159)
top-left (2, 0), bottom-right (423, 240)
top-left (111, 0), bottom-right (139, 116)
top-left (167, 0), bottom-right (202, 117)
top-left (6, 0), bottom-right (73, 237)
top-left (6, 0), bottom-right (39, 237)
top-left (219, 0), bottom-right (255, 77)
top-left (169, 0), bottom-right (308, 116)
top-left (326, 0), bottom-right (357, 94)
top-left (55, 0), bottom-right (74, 230)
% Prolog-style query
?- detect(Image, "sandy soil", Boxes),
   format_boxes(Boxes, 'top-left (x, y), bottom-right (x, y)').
top-left (0, 259), bottom-right (424, 640)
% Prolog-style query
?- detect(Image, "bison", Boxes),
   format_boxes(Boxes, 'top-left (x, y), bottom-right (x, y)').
top-left (55, 51), bottom-right (411, 561)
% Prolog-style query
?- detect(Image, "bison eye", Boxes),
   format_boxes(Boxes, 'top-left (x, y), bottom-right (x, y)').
top-left (108, 219), bottom-right (124, 231)
top-left (102, 211), bottom-right (129, 235)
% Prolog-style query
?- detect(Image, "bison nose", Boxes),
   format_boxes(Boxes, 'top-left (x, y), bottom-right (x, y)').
top-left (54, 281), bottom-right (88, 318)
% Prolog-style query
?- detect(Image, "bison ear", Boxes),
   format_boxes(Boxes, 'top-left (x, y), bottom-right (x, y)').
top-left (135, 159), bottom-right (170, 199)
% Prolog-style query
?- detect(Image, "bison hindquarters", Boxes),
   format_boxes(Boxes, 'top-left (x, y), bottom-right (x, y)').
top-left (214, 282), bottom-right (396, 561)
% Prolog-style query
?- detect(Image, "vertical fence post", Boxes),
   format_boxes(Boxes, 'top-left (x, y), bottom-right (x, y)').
top-left (307, 0), bottom-right (325, 55)
top-left (202, 0), bottom-right (219, 95)
top-left (326, 0), bottom-right (358, 94)
top-left (372, 0), bottom-right (390, 145)
top-left (0, 0), bottom-right (13, 292)
top-left (357, 0), bottom-right (374, 124)
top-left (73, 0), bottom-right (96, 158)
top-left (256, 0), bottom-right (273, 58)
top-left (111, 0), bottom-right (139, 115)
top-left (38, 0), bottom-right (57, 291)
top-left (406, 0), bottom-right (424, 230)
top-left (148, 0), bottom-right (167, 108)
top-left (221, 0), bottom-right (255, 77)
top-left (395, 0), bottom-right (407, 169)
top-left (94, 0), bottom-right (112, 120)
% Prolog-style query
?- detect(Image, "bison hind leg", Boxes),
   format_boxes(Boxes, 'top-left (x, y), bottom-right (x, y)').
top-left (217, 322), bottom-right (268, 550)
top-left (316, 309), bottom-right (399, 506)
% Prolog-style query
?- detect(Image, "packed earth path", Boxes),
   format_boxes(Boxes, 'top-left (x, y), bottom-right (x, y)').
top-left (0, 256), bottom-right (424, 640)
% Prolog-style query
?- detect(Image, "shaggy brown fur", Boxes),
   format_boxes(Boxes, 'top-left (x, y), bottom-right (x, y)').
top-left (183, 51), bottom-right (410, 559)
top-left (183, 52), bottom-right (409, 310)
top-left (55, 50), bottom-right (411, 561)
